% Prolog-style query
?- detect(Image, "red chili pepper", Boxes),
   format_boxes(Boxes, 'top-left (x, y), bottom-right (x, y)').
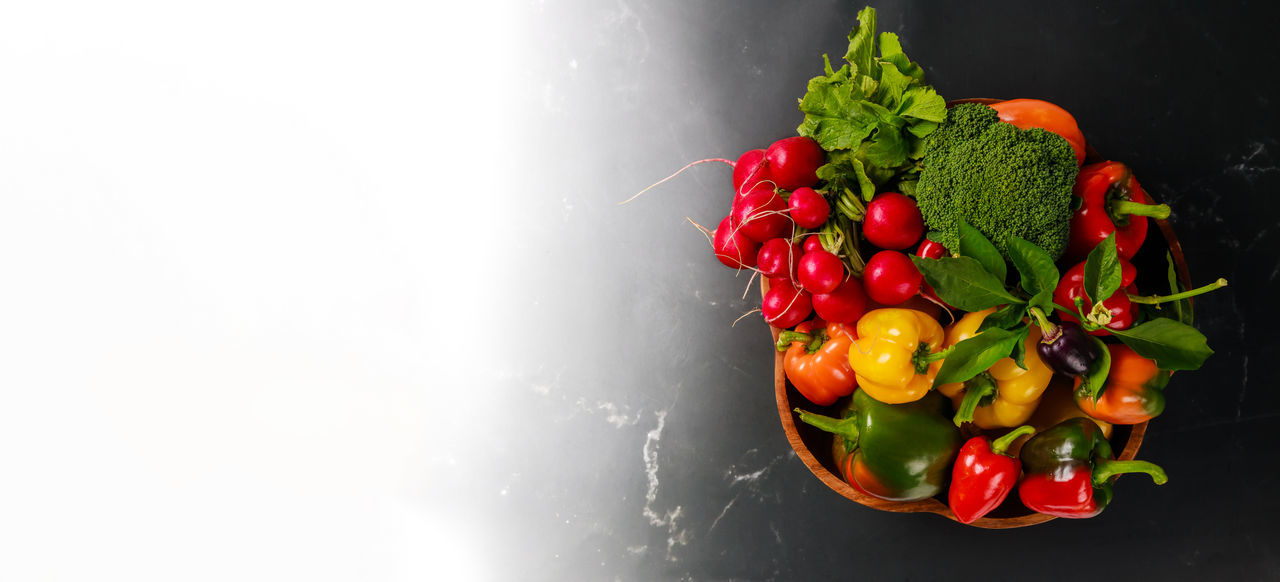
top-left (1064, 162), bottom-right (1171, 263)
top-left (1053, 258), bottom-right (1138, 336)
top-left (948, 425), bottom-right (1036, 524)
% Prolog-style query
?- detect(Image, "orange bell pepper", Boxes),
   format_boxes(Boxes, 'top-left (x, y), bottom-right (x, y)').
top-left (777, 319), bottom-right (858, 406)
top-left (1073, 343), bottom-right (1168, 424)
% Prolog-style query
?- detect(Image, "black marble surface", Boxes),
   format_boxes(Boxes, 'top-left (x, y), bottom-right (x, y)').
top-left (477, 1), bottom-right (1280, 579)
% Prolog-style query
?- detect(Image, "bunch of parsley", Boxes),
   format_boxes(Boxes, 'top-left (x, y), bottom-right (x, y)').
top-left (797, 6), bottom-right (946, 201)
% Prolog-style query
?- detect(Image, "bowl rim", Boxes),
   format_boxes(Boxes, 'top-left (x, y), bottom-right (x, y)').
top-left (769, 97), bottom-right (1180, 528)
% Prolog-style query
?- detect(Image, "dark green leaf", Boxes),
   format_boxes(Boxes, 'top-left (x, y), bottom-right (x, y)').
top-left (934, 328), bottom-right (1023, 385)
top-left (1110, 317), bottom-right (1214, 371)
top-left (1008, 325), bottom-right (1031, 370)
top-left (978, 303), bottom-right (1027, 332)
top-left (957, 218), bottom-right (1005, 282)
top-left (1006, 235), bottom-right (1060, 302)
top-left (1082, 233), bottom-right (1121, 305)
top-left (1080, 334), bottom-right (1112, 400)
top-left (911, 256), bottom-right (1024, 312)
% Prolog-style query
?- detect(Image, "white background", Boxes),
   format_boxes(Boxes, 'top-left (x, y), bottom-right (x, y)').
top-left (0, 2), bottom-right (517, 579)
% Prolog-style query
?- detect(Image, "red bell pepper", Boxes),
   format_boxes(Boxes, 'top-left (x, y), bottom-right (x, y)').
top-left (1064, 162), bottom-right (1171, 262)
top-left (948, 425), bottom-right (1036, 524)
top-left (777, 319), bottom-right (858, 406)
top-left (1018, 418), bottom-right (1167, 518)
top-left (1053, 258), bottom-right (1138, 336)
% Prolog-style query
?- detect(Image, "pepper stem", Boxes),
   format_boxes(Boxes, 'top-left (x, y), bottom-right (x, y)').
top-left (1110, 200), bottom-right (1171, 220)
top-left (1027, 306), bottom-right (1059, 339)
top-left (1092, 459), bottom-right (1168, 485)
top-left (1127, 278), bottom-right (1228, 305)
top-left (912, 344), bottom-right (953, 375)
top-left (793, 408), bottom-right (859, 443)
top-left (952, 374), bottom-right (997, 427)
top-left (990, 425), bottom-right (1037, 456)
top-left (776, 331), bottom-right (813, 352)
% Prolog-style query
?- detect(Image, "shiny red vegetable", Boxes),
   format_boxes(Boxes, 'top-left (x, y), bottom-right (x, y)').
top-left (1053, 258), bottom-right (1137, 336)
top-left (948, 425), bottom-right (1036, 524)
top-left (1064, 162), bottom-right (1170, 262)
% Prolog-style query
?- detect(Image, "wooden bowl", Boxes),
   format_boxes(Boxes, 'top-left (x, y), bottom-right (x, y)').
top-left (769, 98), bottom-right (1189, 528)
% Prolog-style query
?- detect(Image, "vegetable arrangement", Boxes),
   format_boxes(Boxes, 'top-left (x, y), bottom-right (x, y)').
top-left (650, 6), bottom-right (1225, 525)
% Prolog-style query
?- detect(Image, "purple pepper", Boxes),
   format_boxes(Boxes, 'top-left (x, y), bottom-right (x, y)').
top-left (1036, 320), bottom-right (1101, 376)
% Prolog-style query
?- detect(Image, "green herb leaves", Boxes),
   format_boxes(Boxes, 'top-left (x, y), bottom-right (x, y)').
top-left (796, 6), bottom-right (946, 201)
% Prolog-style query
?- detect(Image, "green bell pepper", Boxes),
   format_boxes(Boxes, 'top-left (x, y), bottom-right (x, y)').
top-left (795, 389), bottom-right (962, 501)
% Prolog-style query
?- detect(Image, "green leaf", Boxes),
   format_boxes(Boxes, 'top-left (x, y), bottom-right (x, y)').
top-left (1110, 317), bottom-right (1214, 371)
top-left (873, 62), bottom-right (912, 109)
top-left (1080, 334), bottom-right (1112, 400)
top-left (844, 7), bottom-right (878, 79)
top-left (1008, 325), bottom-right (1030, 370)
top-left (934, 327), bottom-right (1023, 385)
top-left (1006, 235), bottom-right (1060, 312)
top-left (1082, 233), bottom-right (1121, 305)
top-left (977, 303), bottom-right (1027, 332)
top-left (911, 256), bottom-right (1025, 312)
top-left (876, 32), bottom-right (924, 82)
top-left (957, 218), bottom-right (1006, 282)
top-left (797, 82), bottom-right (881, 150)
top-left (863, 122), bottom-right (908, 169)
top-left (897, 85), bottom-right (947, 123)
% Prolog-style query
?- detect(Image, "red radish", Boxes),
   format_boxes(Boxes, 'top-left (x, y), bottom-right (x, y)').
top-left (812, 278), bottom-right (868, 324)
top-left (731, 180), bottom-right (775, 214)
top-left (731, 189), bottom-right (791, 242)
top-left (757, 238), bottom-right (801, 280)
top-left (863, 192), bottom-right (925, 250)
top-left (797, 249), bottom-right (845, 294)
top-left (802, 234), bottom-right (825, 254)
top-left (764, 136), bottom-right (824, 191)
top-left (732, 149), bottom-right (772, 195)
top-left (762, 284), bottom-right (812, 329)
top-left (788, 187), bottom-right (830, 229)
top-left (767, 275), bottom-right (798, 291)
top-left (712, 216), bottom-right (760, 269)
top-left (916, 238), bottom-right (948, 259)
top-left (862, 250), bottom-right (922, 305)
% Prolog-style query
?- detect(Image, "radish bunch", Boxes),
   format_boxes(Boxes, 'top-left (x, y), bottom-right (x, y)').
top-left (705, 135), bottom-right (945, 332)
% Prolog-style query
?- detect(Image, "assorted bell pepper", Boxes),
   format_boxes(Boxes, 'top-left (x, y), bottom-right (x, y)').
top-left (846, 308), bottom-right (947, 404)
top-left (1053, 257), bottom-right (1138, 335)
top-left (936, 309), bottom-right (1055, 429)
top-left (1018, 418), bottom-right (1167, 518)
top-left (778, 319), bottom-right (859, 406)
top-left (795, 390), bottom-right (962, 502)
top-left (1073, 344), bottom-right (1169, 424)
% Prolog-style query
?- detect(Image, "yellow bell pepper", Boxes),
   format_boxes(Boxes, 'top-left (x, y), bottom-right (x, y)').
top-left (847, 308), bottom-right (947, 404)
top-left (937, 308), bottom-right (1055, 429)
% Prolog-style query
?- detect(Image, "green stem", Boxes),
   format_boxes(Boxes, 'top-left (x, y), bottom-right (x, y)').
top-left (912, 344), bottom-right (953, 375)
top-left (1026, 306), bottom-right (1058, 338)
top-left (776, 331), bottom-right (813, 352)
top-left (1127, 278), bottom-right (1228, 305)
top-left (1110, 200), bottom-right (1171, 220)
top-left (793, 408), bottom-right (859, 443)
top-left (1091, 459), bottom-right (1168, 485)
top-left (953, 374), bottom-right (997, 427)
top-left (989, 425), bottom-right (1036, 456)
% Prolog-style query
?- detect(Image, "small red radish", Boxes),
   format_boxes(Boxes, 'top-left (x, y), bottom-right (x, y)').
top-left (812, 278), bottom-right (868, 324)
top-left (731, 180), bottom-right (775, 214)
top-left (797, 249), bottom-right (845, 294)
top-left (788, 187), bottom-right (830, 229)
top-left (732, 149), bottom-right (773, 195)
top-left (757, 238), bottom-right (801, 280)
top-left (764, 136), bottom-right (824, 191)
top-left (762, 284), bottom-right (812, 329)
top-left (731, 189), bottom-right (791, 242)
top-left (712, 216), bottom-right (760, 269)
top-left (767, 275), bottom-right (798, 291)
top-left (802, 234), bottom-right (826, 254)
top-left (862, 192), bottom-right (925, 250)
top-left (862, 250), bottom-right (922, 305)
top-left (914, 239), bottom-right (953, 310)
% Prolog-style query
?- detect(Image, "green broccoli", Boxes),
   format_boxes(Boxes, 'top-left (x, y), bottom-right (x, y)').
top-left (914, 103), bottom-right (1078, 259)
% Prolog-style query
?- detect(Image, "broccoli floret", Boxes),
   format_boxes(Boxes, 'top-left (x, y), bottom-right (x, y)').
top-left (915, 103), bottom-right (1077, 259)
